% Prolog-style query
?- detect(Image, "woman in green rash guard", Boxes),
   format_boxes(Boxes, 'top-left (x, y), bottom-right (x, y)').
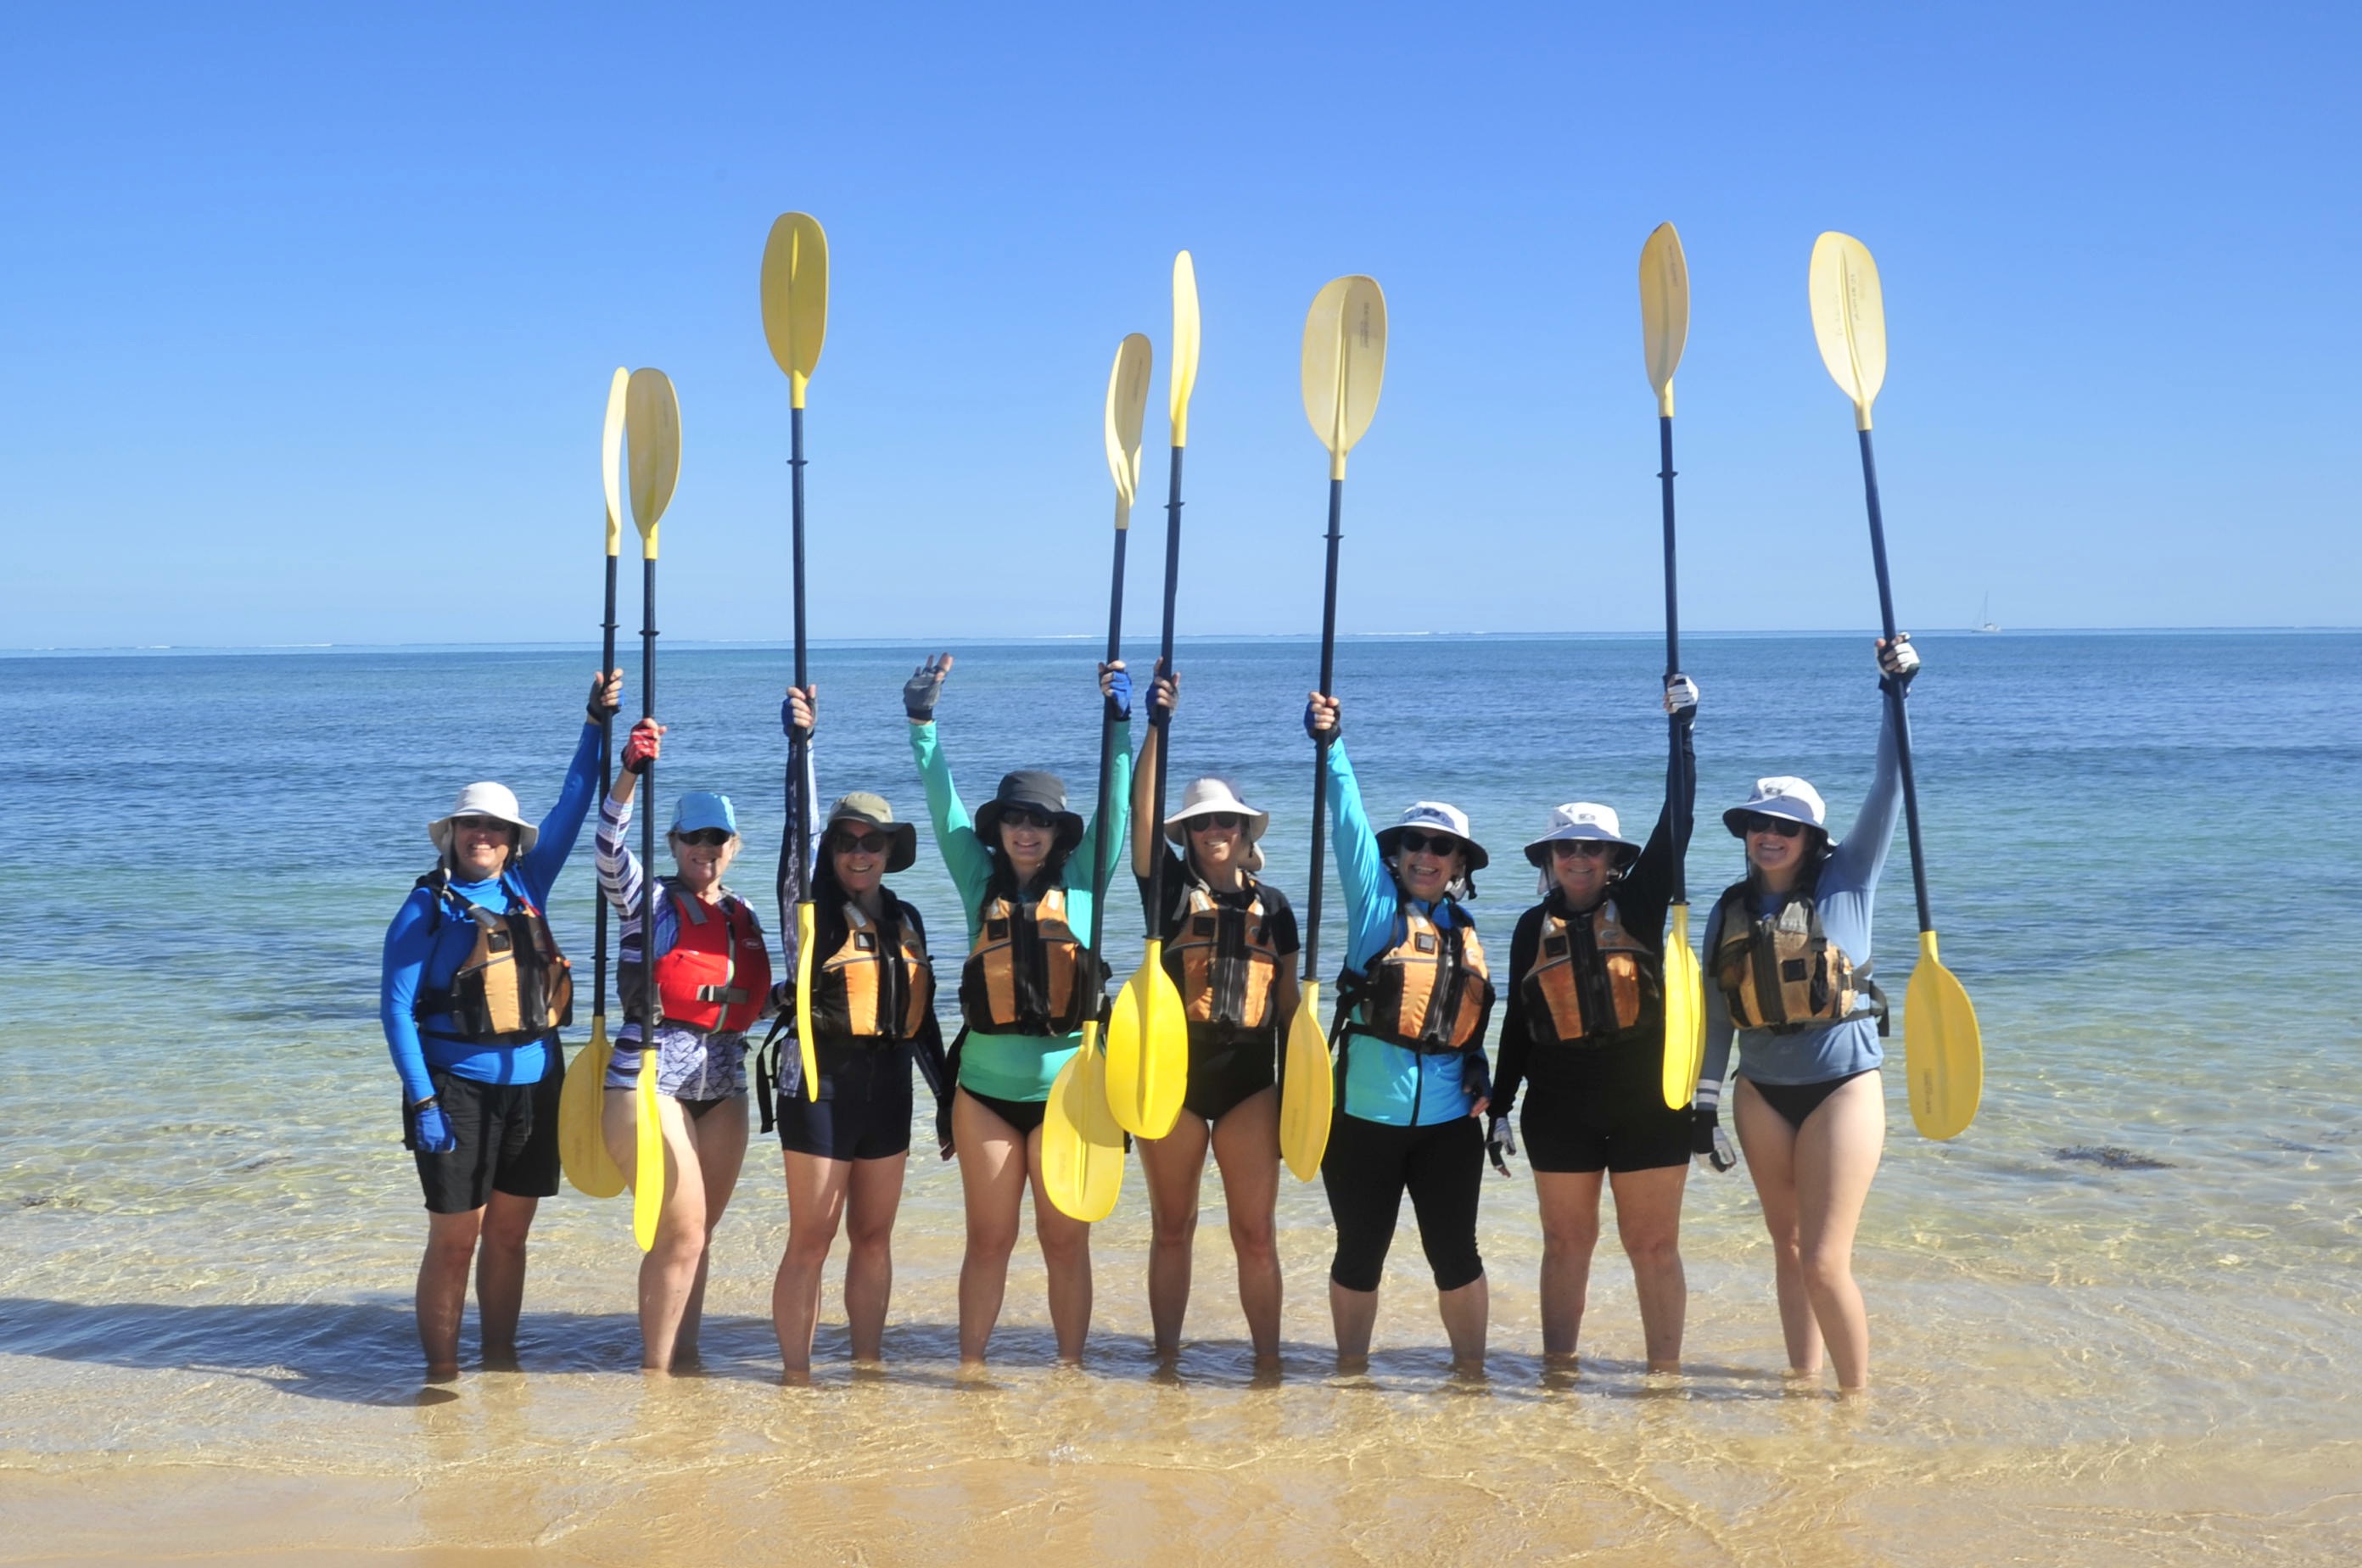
top-left (903, 652), bottom-right (1133, 1369)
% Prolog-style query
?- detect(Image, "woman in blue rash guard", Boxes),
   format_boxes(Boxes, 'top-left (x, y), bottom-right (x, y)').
top-left (1304, 691), bottom-right (1497, 1379)
top-left (1693, 635), bottom-right (1917, 1394)
top-left (379, 669), bottom-right (618, 1380)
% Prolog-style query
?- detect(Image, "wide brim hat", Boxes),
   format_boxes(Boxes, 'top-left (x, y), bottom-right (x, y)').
top-left (1524, 802), bottom-right (1641, 867)
top-left (428, 781), bottom-right (539, 856)
top-left (1722, 776), bottom-right (1829, 838)
top-left (1164, 776), bottom-right (1269, 875)
top-left (825, 790), bottom-right (919, 873)
top-left (974, 770), bottom-right (1085, 853)
top-left (1375, 800), bottom-right (1489, 873)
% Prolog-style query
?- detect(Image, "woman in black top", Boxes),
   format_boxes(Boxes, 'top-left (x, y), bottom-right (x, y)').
top-left (1490, 678), bottom-right (1699, 1371)
top-left (1130, 669), bottom-right (1300, 1368)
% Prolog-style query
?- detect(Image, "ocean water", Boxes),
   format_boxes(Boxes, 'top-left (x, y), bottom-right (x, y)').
top-left (3, 630), bottom-right (2359, 1563)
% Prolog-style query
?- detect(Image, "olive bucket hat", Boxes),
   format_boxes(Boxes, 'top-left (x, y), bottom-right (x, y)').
top-left (824, 790), bottom-right (919, 873)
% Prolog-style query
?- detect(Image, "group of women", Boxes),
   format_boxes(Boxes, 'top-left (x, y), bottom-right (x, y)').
top-left (380, 632), bottom-right (1920, 1392)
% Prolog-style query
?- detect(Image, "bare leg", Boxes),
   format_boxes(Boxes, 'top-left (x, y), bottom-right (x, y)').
top-left (1437, 1274), bottom-right (1489, 1377)
top-left (1208, 1087), bottom-right (1283, 1366)
top-left (1329, 1282), bottom-right (1379, 1373)
top-left (672, 1096), bottom-right (749, 1363)
top-left (773, 1148), bottom-right (853, 1380)
top-left (953, 1090), bottom-right (1028, 1369)
top-left (416, 1207), bottom-right (484, 1378)
top-left (1136, 1109), bottom-right (1211, 1360)
top-left (842, 1153), bottom-right (908, 1363)
top-left (607, 1088), bottom-right (710, 1373)
top-left (1792, 1072), bottom-right (1885, 1392)
top-left (1733, 1078), bottom-right (1822, 1376)
top-left (472, 1190), bottom-right (539, 1364)
top-left (1607, 1163), bottom-right (1689, 1371)
top-left (1532, 1169), bottom-right (1604, 1364)
top-left (1027, 1126), bottom-right (1094, 1365)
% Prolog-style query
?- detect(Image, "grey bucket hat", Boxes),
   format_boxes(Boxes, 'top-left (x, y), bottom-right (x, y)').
top-left (974, 770), bottom-right (1085, 854)
top-left (824, 790), bottom-right (919, 873)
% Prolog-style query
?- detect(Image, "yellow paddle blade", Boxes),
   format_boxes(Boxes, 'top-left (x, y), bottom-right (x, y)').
top-left (1168, 250), bottom-right (1201, 446)
top-left (1279, 981), bottom-right (1334, 1182)
top-left (795, 902), bottom-right (820, 1102)
top-left (1299, 274), bottom-right (1387, 481)
top-left (1103, 332), bottom-right (1153, 526)
top-left (1041, 1022), bottom-right (1127, 1222)
top-left (1906, 930), bottom-right (1984, 1140)
top-left (1105, 940), bottom-right (1189, 1139)
top-left (1659, 904), bottom-right (1706, 1110)
top-left (624, 367), bottom-right (680, 559)
top-left (759, 211), bottom-right (830, 409)
top-left (1809, 232), bottom-right (1887, 431)
top-left (600, 367), bottom-right (628, 558)
top-left (631, 1054), bottom-right (663, 1251)
top-left (1639, 222), bottom-right (1688, 418)
top-left (559, 1020), bottom-right (626, 1198)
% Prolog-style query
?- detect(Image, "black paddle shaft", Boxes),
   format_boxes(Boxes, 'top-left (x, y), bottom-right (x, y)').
top-left (1659, 416), bottom-right (1690, 905)
top-left (1302, 475), bottom-right (1344, 983)
top-left (1142, 445), bottom-right (1185, 938)
top-left (788, 406), bottom-right (812, 918)
top-left (593, 550), bottom-right (619, 1023)
top-left (638, 556), bottom-right (659, 1043)
top-left (1084, 525), bottom-right (1131, 960)
top-left (1855, 428), bottom-right (1936, 935)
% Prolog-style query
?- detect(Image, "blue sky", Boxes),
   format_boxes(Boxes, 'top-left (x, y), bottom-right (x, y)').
top-left (5, 2), bottom-right (2355, 647)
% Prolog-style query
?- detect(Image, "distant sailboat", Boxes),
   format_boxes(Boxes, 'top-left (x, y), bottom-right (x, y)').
top-left (1973, 593), bottom-right (2001, 633)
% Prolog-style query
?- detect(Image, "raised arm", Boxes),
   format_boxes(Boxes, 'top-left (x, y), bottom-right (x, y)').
top-left (517, 670), bottom-right (621, 903)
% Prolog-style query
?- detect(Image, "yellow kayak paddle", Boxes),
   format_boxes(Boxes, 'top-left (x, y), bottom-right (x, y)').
top-left (1639, 224), bottom-right (1708, 1112)
top-left (560, 367), bottom-right (631, 1199)
top-left (761, 211), bottom-right (831, 1104)
top-left (1807, 232), bottom-right (1984, 1140)
top-left (1041, 333), bottom-right (1156, 1221)
top-left (624, 367), bottom-right (681, 1249)
top-left (1283, 273), bottom-right (1387, 1181)
top-left (1105, 254), bottom-right (1197, 1142)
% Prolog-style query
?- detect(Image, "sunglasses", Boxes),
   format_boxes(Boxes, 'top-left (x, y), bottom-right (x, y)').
top-left (1549, 839), bottom-right (1616, 860)
top-left (1395, 828), bottom-right (1462, 857)
top-left (997, 804), bottom-right (1057, 831)
top-left (677, 828), bottom-right (731, 848)
top-left (830, 828), bottom-right (893, 856)
top-left (1186, 812), bottom-right (1246, 833)
top-left (1741, 814), bottom-right (1806, 840)
top-left (451, 815), bottom-right (514, 836)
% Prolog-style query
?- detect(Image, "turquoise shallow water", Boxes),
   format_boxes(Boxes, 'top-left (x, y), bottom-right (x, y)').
top-left (3, 630), bottom-right (2359, 1562)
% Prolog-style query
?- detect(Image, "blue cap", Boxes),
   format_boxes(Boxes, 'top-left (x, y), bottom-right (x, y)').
top-left (670, 792), bottom-right (738, 837)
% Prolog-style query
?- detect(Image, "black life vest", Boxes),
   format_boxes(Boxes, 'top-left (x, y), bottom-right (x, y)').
top-left (959, 882), bottom-right (1105, 1036)
top-left (812, 898), bottom-right (935, 1044)
top-left (1709, 876), bottom-right (1882, 1033)
top-left (1520, 895), bottom-right (1660, 1046)
top-left (1339, 899), bottom-right (1494, 1055)
top-left (1161, 876), bottom-right (1283, 1032)
top-left (620, 881), bottom-right (772, 1035)
top-left (412, 868), bottom-right (574, 1045)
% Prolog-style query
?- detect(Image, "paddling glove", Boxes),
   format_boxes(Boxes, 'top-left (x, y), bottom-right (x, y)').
top-left (587, 673), bottom-right (621, 725)
top-left (1690, 1108), bottom-right (1737, 1173)
top-left (410, 1102), bottom-right (456, 1155)
top-left (903, 664), bottom-right (946, 722)
top-left (1101, 665), bottom-right (1133, 722)
top-left (1878, 634), bottom-right (1920, 694)
top-left (780, 686), bottom-right (814, 740)
top-left (621, 719), bottom-right (661, 774)
top-left (1486, 1115), bottom-right (1517, 1176)
top-left (1664, 674), bottom-right (1699, 719)
top-left (1302, 700), bottom-right (1340, 743)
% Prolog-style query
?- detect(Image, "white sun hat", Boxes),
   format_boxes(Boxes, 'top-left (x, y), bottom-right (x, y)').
top-left (428, 781), bottom-right (539, 855)
top-left (1721, 776), bottom-right (1827, 837)
top-left (1376, 800), bottom-right (1489, 872)
top-left (1523, 802), bottom-right (1641, 868)
top-left (1163, 776), bottom-right (1270, 872)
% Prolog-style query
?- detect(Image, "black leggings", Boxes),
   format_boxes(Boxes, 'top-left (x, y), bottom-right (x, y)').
top-left (1320, 1112), bottom-right (1486, 1293)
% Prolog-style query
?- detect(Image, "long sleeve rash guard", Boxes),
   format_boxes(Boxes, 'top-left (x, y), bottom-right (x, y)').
top-left (379, 721), bottom-right (603, 1105)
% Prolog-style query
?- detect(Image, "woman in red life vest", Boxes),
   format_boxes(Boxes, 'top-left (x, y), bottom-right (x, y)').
top-left (596, 717), bottom-right (774, 1372)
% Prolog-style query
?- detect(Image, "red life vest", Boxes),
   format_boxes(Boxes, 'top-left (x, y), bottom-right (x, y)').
top-left (654, 888), bottom-right (773, 1033)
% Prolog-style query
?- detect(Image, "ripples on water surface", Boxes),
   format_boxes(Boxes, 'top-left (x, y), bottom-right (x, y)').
top-left (3, 632), bottom-right (2359, 1563)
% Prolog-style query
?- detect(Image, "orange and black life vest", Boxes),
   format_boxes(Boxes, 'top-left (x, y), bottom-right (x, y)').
top-left (960, 884), bottom-right (1105, 1036)
top-left (1162, 878), bottom-right (1283, 1031)
top-left (1339, 900), bottom-right (1494, 1054)
top-left (812, 899), bottom-right (934, 1044)
top-left (1709, 877), bottom-right (1879, 1033)
top-left (413, 868), bottom-right (574, 1044)
top-left (640, 885), bottom-right (773, 1034)
top-left (1520, 897), bottom-right (1660, 1046)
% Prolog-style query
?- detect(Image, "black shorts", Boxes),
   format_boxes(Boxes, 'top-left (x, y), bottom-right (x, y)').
top-left (960, 1086), bottom-right (1049, 1136)
top-left (1517, 1044), bottom-right (1690, 1174)
top-left (776, 1045), bottom-right (914, 1162)
top-left (409, 1061), bottom-right (563, 1215)
top-left (1320, 1112), bottom-right (1486, 1293)
top-left (1184, 1024), bottom-right (1279, 1123)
